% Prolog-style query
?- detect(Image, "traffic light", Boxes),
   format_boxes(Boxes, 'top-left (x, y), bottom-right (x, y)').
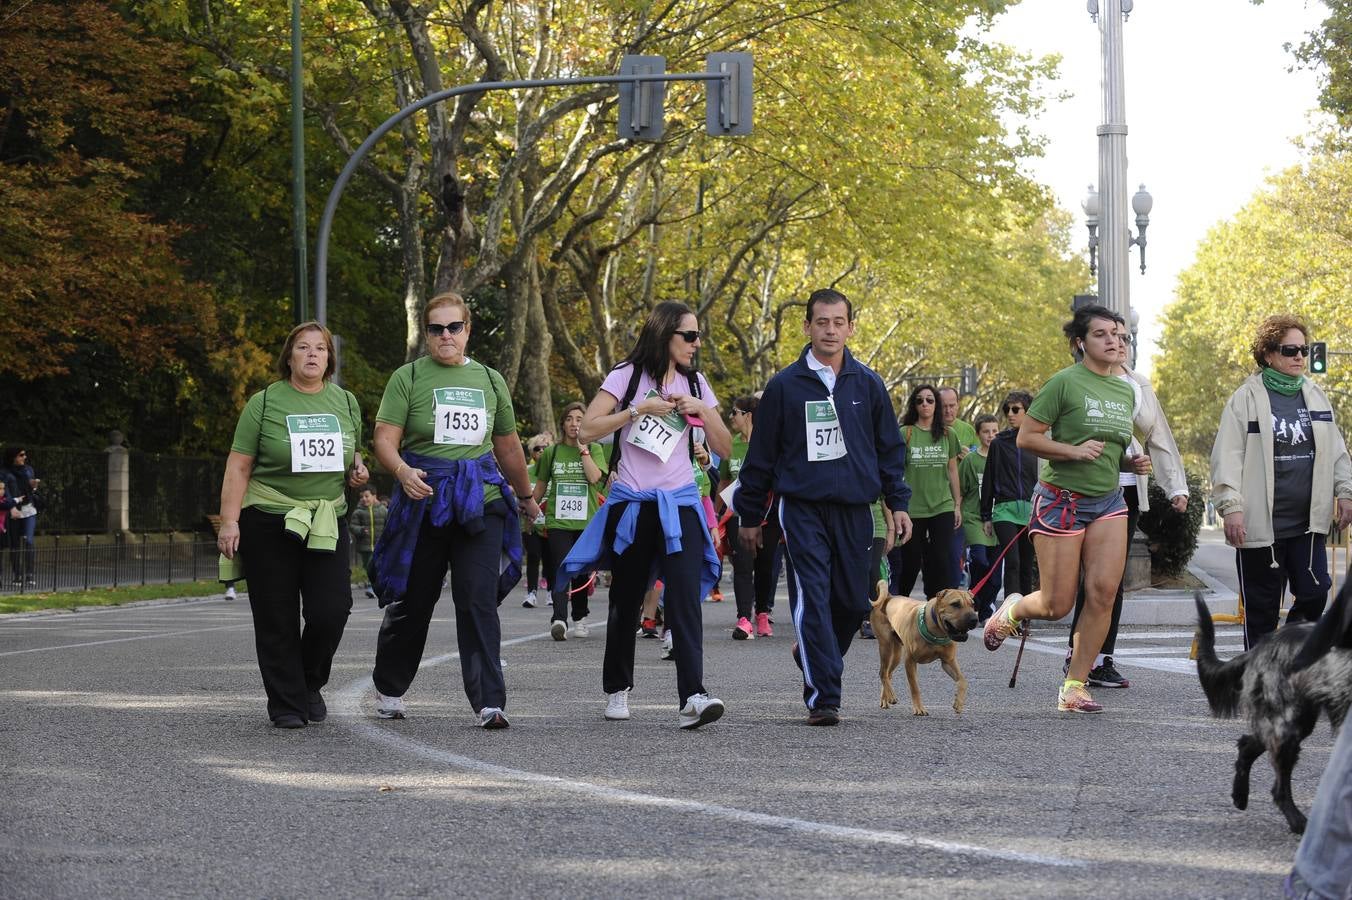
top-left (706, 52), bottom-right (753, 136)
top-left (618, 56), bottom-right (666, 141)
top-left (1310, 342), bottom-right (1328, 374)
top-left (960, 365), bottom-right (978, 396)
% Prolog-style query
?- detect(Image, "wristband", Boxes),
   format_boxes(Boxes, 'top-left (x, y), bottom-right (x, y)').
top-left (394, 462), bottom-right (409, 478)
top-left (579, 448), bottom-right (591, 457)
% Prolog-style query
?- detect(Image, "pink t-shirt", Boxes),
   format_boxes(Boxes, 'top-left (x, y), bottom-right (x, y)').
top-left (599, 363), bottom-right (719, 492)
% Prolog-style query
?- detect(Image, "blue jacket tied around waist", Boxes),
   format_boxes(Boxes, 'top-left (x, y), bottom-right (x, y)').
top-left (368, 450), bottom-right (522, 606)
top-left (558, 482), bottom-right (720, 598)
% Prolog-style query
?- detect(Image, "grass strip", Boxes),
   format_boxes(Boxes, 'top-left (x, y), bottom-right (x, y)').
top-left (0, 580), bottom-right (233, 615)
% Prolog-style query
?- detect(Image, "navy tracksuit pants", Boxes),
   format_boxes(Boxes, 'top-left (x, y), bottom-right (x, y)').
top-left (778, 497), bottom-right (872, 711)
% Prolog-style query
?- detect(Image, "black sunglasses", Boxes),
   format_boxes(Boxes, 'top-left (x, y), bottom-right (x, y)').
top-left (1278, 344), bottom-right (1310, 358)
top-left (426, 321), bottom-right (467, 337)
top-left (672, 329), bottom-right (702, 343)
top-left (916, 396), bottom-right (935, 405)
top-left (1005, 405), bottom-right (1024, 414)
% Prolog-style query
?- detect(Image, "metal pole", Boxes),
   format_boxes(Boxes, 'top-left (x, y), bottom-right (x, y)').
top-left (291, 0), bottom-right (309, 324)
top-left (313, 71), bottom-right (725, 326)
top-left (1096, 0), bottom-right (1130, 320)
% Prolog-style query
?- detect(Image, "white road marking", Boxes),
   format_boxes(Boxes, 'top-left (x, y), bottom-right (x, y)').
top-left (0, 623), bottom-right (250, 657)
top-left (333, 630), bottom-right (1084, 869)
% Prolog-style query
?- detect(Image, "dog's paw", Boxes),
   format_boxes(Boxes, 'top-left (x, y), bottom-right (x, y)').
top-left (1288, 812), bottom-right (1308, 835)
top-left (1231, 789), bottom-right (1249, 811)
top-left (911, 706), bottom-right (929, 716)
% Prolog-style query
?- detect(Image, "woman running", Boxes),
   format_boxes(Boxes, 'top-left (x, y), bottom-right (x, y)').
top-left (983, 304), bottom-right (1139, 713)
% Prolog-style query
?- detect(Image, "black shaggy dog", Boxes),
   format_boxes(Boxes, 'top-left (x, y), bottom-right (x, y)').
top-left (1194, 587), bottom-right (1352, 834)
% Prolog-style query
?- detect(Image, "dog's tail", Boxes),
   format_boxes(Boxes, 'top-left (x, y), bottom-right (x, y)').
top-left (871, 579), bottom-right (890, 612)
top-left (1194, 591), bottom-right (1246, 718)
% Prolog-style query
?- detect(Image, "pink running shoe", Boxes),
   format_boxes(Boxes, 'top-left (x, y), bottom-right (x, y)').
top-left (983, 593), bottom-right (1024, 651)
top-left (732, 617), bottom-right (754, 640)
top-left (755, 612), bottom-right (772, 637)
top-left (1057, 682), bottom-right (1104, 714)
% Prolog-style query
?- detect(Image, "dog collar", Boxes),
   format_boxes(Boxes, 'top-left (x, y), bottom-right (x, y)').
top-left (918, 605), bottom-right (952, 646)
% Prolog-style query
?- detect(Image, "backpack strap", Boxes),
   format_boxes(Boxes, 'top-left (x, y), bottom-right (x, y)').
top-left (605, 363), bottom-right (646, 479)
top-left (255, 384), bottom-right (271, 459)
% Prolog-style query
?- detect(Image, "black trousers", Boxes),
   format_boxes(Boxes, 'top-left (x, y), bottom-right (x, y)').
top-left (238, 507), bottom-right (353, 722)
top-left (546, 528), bottom-right (590, 622)
top-left (890, 511), bottom-right (957, 598)
top-left (524, 530), bottom-right (550, 591)
top-left (1236, 531), bottom-right (1332, 650)
top-left (373, 501), bottom-right (507, 713)
top-left (993, 519), bottom-right (1035, 597)
top-left (1069, 487), bottom-right (1140, 656)
top-left (968, 543), bottom-right (1003, 621)
top-left (727, 513), bottom-right (781, 619)
top-left (603, 502), bottom-right (707, 706)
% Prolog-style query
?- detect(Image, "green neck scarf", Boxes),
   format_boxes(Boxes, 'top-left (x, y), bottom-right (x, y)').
top-left (1261, 366), bottom-right (1305, 397)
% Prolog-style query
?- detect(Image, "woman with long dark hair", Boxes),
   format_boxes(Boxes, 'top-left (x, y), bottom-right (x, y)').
top-left (983, 304), bottom-right (1142, 714)
top-left (718, 394), bottom-right (779, 640)
top-left (888, 384), bottom-right (961, 598)
top-left (561, 301), bottom-right (732, 728)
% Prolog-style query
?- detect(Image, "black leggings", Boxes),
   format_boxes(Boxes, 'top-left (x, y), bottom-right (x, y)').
top-left (603, 502), bottom-right (708, 706)
top-left (546, 528), bottom-right (590, 622)
top-left (993, 519), bottom-right (1035, 597)
top-left (890, 511), bottom-right (957, 597)
top-left (727, 513), bottom-right (780, 619)
top-left (1069, 487), bottom-right (1140, 656)
top-left (523, 530), bottom-right (551, 592)
top-left (239, 507), bottom-right (353, 722)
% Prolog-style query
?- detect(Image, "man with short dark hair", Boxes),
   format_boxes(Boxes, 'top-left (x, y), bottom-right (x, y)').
top-left (735, 288), bottom-right (912, 725)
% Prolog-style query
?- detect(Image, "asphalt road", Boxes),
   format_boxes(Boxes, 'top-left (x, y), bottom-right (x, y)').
top-left (0, 582), bottom-right (1334, 899)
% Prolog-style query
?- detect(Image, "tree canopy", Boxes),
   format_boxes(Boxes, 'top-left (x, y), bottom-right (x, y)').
top-left (2, 0), bottom-right (1089, 454)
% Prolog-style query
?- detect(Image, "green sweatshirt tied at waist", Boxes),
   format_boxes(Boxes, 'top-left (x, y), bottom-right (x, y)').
top-left (218, 481), bottom-right (348, 581)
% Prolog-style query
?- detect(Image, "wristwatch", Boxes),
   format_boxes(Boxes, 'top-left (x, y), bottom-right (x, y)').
top-left (628, 405), bottom-right (640, 421)
top-left (579, 447), bottom-right (591, 457)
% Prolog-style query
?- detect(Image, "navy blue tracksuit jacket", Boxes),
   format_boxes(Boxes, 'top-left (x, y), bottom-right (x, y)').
top-left (735, 345), bottom-right (910, 711)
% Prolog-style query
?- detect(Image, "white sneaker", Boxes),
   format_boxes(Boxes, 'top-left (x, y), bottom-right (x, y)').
top-left (478, 707), bottom-right (509, 729)
top-left (660, 630), bottom-right (674, 661)
top-left (604, 689), bottom-right (630, 721)
top-left (551, 620), bottom-right (568, 641)
top-left (571, 617), bottom-right (590, 638)
top-left (375, 691), bottom-right (405, 719)
top-left (522, 591), bottom-right (538, 608)
top-left (679, 693), bottom-right (725, 730)
top-left (224, 585), bottom-right (237, 601)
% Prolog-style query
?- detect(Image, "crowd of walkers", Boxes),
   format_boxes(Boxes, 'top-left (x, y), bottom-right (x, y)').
top-left (213, 298), bottom-right (1351, 730)
top-left (211, 295), bottom-right (1349, 892)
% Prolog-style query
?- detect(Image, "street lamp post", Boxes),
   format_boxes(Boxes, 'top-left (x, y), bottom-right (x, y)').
top-left (1083, 0), bottom-right (1151, 335)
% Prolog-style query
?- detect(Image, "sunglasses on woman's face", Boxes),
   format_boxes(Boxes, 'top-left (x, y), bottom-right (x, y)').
top-left (1278, 344), bottom-right (1310, 358)
top-left (916, 396), bottom-right (935, 405)
top-left (672, 330), bottom-right (702, 343)
top-left (1006, 405), bottom-right (1024, 414)
top-left (426, 321), bottom-right (466, 337)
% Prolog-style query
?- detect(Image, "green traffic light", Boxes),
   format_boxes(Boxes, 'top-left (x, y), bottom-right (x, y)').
top-left (1310, 341), bottom-right (1328, 374)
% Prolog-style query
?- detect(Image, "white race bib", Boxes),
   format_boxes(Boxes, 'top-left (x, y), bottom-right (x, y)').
top-left (805, 399), bottom-right (847, 461)
top-left (287, 414), bottom-right (344, 473)
top-left (433, 387), bottom-right (489, 446)
top-left (626, 391), bottom-right (687, 463)
top-left (554, 482), bottom-right (588, 522)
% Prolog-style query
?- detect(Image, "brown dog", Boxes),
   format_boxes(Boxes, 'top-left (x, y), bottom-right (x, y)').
top-left (870, 581), bottom-right (979, 715)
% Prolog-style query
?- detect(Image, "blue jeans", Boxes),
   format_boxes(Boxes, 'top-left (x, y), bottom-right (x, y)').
top-left (8, 513), bottom-right (36, 581)
top-left (1286, 717), bottom-right (1352, 899)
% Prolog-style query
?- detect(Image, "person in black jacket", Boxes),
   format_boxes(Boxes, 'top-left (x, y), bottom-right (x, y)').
top-left (979, 391), bottom-right (1038, 604)
top-left (735, 288), bottom-right (912, 725)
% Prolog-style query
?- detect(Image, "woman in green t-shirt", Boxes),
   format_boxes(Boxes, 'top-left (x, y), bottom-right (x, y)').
top-left (982, 304), bottom-right (1146, 715)
top-left (889, 384), bottom-right (961, 598)
top-left (217, 321), bottom-right (369, 729)
top-left (532, 402), bottom-right (606, 640)
top-left (368, 292), bottom-right (542, 729)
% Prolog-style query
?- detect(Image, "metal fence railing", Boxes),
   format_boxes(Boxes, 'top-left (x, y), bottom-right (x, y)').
top-left (128, 451), bottom-right (224, 533)
top-left (1, 534), bottom-right (220, 595)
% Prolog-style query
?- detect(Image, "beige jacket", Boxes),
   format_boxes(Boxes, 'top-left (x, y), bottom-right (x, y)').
top-left (1210, 373), bottom-right (1352, 548)
top-left (1123, 367), bottom-right (1188, 513)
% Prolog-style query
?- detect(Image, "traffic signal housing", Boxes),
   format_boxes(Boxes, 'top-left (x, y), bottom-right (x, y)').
top-left (1310, 341), bottom-right (1328, 374)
